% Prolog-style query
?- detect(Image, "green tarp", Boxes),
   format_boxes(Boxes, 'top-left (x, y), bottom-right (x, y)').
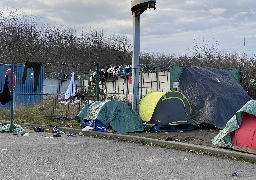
top-left (78, 100), bottom-right (144, 133)
top-left (169, 66), bottom-right (184, 91)
top-left (212, 100), bottom-right (256, 148)
top-left (226, 68), bottom-right (243, 84)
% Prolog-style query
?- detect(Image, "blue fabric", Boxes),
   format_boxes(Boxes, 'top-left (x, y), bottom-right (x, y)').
top-left (94, 119), bottom-right (106, 132)
top-left (81, 118), bottom-right (85, 127)
top-left (82, 118), bottom-right (106, 132)
top-left (85, 120), bottom-right (94, 127)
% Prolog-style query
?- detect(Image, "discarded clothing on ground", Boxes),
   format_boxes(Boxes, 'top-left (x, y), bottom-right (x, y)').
top-left (0, 124), bottom-right (25, 133)
top-left (34, 126), bottom-right (44, 132)
top-left (67, 133), bottom-right (76, 137)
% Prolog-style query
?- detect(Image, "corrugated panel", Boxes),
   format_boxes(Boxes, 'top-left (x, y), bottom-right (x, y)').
top-left (43, 79), bottom-right (81, 95)
top-left (0, 63), bottom-right (44, 109)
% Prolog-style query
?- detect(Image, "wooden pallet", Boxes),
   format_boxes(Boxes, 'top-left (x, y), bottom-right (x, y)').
top-left (153, 124), bottom-right (194, 132)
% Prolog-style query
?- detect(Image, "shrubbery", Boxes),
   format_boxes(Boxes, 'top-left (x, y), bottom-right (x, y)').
top-left (1, 9), bottom-right (256, 99)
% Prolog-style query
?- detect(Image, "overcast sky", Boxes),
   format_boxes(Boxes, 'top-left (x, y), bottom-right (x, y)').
top-left (1, 0), bottom-right (256, 57)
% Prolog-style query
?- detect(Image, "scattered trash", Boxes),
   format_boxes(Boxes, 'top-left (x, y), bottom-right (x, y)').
top-left (66, 123), bottom-right (73, 128)
top-left (59, 101), bottom-right (69, 105)
top-left (1, 149), bottom-right (7, 151)
top-left (45, 137), bottom-right (54, 139)
top-left (53, 134), bottom-right (61, 137)
top-left (232, 172), bottom-right (239, 177)
top-left (34, 126), bottom-right (44, 132)
top-left (78, 132), bottom-right (84, 136)
top-left (82, 126), bottom-right (94, 131)
top-left (184, 157), bottom-right (188, 161)
top-left (106, 128), bottom-right (114, 133)
top-left (52, 126), bottom-right (59, 133)
top-left (165, 137), bottom-right (172, 141)
top-left (67, 133), bottom-right (76, 137)
top-left (180, 131), bottom-right (183, 132)
top-left (23, 133), bottom-right (29, 136)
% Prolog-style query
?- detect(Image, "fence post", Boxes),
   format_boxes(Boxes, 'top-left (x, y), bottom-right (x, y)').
top-left (10, 60), bottom-right (14, 132)
top-left (96, 63), bottom-right (99, 101)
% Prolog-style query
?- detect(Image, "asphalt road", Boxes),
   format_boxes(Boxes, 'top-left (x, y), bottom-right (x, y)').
top-left (0, 131), bottom-right (255, 180)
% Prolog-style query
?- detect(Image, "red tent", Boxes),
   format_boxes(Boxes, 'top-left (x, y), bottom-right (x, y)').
top-left (230, 112), bottom-right (256, 150)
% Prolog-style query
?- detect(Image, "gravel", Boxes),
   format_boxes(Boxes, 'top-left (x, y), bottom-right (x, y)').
top-left (0, 130), bottom-right (255, 180)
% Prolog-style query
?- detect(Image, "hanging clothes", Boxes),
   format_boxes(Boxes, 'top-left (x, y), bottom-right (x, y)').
top-left (65, 72), bottom-right (75, 99)
top-left (22, 61), bottom-right (43, 92)
top-left (0, 75), bottom-right (12, 105)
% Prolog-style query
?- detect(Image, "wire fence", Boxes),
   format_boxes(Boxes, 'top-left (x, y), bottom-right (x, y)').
top-left (0, 69), bottom-right (171, 128)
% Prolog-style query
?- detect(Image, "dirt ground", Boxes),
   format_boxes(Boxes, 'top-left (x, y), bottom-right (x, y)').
top-left (126, 128), bottom-right (220, 148)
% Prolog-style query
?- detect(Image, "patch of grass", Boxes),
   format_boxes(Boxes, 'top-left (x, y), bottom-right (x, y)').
top-left (0, 99), bottom-right (81, 128)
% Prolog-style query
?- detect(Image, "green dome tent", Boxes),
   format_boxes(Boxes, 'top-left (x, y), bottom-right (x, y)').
top-left (139, 91), bottom-right (194, 126)
top-left (78, 100), bottom-right (144, 133)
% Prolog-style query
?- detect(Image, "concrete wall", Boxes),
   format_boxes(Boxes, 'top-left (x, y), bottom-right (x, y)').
top-left (105, 71), bottom-right (170, 102)
top-left (43, 71), bottom-right (170, 101)
top-left (43, 79), bottom-right (85, 95)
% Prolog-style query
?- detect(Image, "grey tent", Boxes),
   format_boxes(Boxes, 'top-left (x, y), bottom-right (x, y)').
top-left (170, 66), bottom-right (252, 129)
top-left (78, 100), bottom-right (144, 133)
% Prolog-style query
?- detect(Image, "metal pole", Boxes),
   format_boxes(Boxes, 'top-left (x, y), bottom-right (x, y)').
top-left (96, 63), bottom-right (99, 101)
top-left (156, 67), bottom-right (159, 91)
top-left (140, 68), bottom-right (143, 99)
top-left (132, 13), bottom-right (140, 113)
top-left (10, 60), bottom-right (14, 132)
